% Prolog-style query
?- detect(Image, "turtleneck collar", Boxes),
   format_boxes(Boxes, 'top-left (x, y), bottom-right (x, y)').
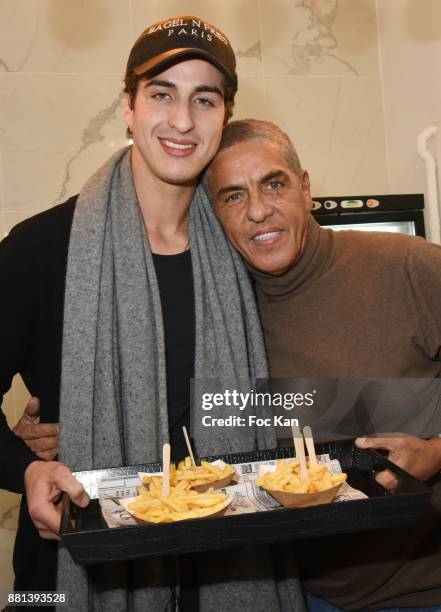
top-left (249, 216), bottom-right (333, 298)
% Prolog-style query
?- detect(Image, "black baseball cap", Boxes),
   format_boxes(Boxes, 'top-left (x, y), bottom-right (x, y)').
top-left (126, 15), bottom-right (238, 91)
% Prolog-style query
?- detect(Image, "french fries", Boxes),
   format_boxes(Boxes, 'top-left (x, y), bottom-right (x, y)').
top-left (127, 477), bottom-right (231, 523)
top-left (129, 458), bottom-right (234, 522)
top-left (142, 457), bottom-right (235, 491)
top-left (256, 459), bottom-right (347, 494)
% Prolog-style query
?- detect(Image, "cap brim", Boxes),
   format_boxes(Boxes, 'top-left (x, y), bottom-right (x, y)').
top-left (133, 48), bottom-right (237, 88)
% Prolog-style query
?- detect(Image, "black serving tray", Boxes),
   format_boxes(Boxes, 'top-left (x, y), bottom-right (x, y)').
top-left (60, 439), bottom-right (432, 564)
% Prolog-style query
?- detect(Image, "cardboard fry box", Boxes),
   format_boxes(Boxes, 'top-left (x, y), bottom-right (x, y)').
top-left (119, 495), bottom-right (232, 524)
top-left (263, 482), bottom-right (343, 509)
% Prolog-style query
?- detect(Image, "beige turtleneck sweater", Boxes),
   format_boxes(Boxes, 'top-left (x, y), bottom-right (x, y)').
top-left (251, 216), bottom-right (441, 609)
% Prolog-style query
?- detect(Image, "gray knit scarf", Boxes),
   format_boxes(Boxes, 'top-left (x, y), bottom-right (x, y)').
top-left (57, 148), bottom-right (305, 612)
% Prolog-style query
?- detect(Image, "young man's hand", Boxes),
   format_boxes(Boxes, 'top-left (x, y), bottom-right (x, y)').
top-left (356, 435), bottom-right (441, 492)
top-left (13, 397), bottom-right (59, 460)
top-left (24, 460), bottom-right (89, 540)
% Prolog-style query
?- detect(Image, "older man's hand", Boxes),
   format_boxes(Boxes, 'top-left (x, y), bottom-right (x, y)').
top-left (24, 460), bottom-right (90, 540)
top-left (356, 435), bottom-right (441, 492)
top-left (13, 397), bottom-right (59, 461)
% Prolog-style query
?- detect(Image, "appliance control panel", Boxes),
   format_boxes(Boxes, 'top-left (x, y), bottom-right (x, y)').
top-left (311, 194), bottom-right (423, 214)
top-left (313, 198), bottom-right (381, 211)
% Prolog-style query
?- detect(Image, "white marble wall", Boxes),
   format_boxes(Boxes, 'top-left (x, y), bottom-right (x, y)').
top-left (377, 0), bottom-right (441, 219)
top-left (0, 0), bottom-right (439, 603)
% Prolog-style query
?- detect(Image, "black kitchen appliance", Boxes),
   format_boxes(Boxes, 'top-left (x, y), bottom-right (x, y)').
top-left (311, 194), bottom-right (425, 237)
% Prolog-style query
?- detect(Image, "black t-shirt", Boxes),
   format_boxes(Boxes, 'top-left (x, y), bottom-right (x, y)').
top-left (153, 250), bottom-right (199, 609)
top-left (152, 250), bottom-right (195, 462)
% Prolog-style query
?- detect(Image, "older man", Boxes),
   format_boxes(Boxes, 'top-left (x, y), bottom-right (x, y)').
top-left (208, 119), bottom-right (441, 611)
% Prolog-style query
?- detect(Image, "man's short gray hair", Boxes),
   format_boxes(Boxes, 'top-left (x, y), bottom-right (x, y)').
top-left (213, 119), bottom-right (303, 177)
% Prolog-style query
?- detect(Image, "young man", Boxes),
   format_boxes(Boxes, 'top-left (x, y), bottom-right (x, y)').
top-left (208, 119), bottom-right (441, 611)
top-left (0, 22), bottom-right (303, 612)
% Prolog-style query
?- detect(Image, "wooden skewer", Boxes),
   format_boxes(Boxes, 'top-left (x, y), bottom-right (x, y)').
top-left (303, 425), bottom-right (318, 466)
top-left (292, 424), bottom-right (308, 481)
top-left (162, 443), bottom-right (171, 497)
top-left (182, 426), bottom-right (197, 467)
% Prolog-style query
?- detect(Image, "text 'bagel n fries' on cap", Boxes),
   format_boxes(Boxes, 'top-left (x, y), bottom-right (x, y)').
top-left (126, 15), bottom-right (237, 90)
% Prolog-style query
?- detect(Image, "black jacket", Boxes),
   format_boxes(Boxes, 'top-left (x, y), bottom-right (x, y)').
top-left (0, 196), bottom-right (77, 589)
